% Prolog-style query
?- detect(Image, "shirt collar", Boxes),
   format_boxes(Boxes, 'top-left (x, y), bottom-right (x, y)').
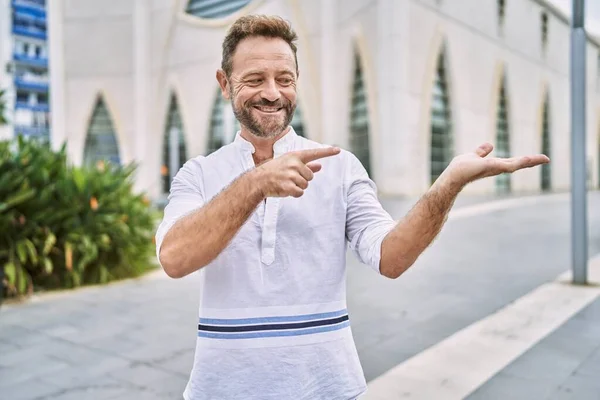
top-left (234, 126), bottom-right (298, 155)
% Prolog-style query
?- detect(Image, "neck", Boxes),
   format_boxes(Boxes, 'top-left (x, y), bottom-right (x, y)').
top-left (241, 126), bottom-right (290, 166)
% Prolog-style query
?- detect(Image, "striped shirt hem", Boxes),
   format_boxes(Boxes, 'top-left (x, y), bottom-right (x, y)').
top-left (197, 309), bottom-right (350, 340)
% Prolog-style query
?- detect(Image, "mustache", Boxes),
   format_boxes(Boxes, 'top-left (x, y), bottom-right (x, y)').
top-left (248, 99), bottom-right (289, 108)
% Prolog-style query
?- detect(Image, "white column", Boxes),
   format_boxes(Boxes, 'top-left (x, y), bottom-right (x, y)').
top-left (320, 0), bottom-right (337, 145)
top-left (376, 0), bottom-right (410, 195)
top-left (133, 0), bottom-right (151, 193)
top-left (48, 0), bottom-right (66, 151)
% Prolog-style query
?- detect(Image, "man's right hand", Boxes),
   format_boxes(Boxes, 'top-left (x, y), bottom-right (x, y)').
top-left (255, 147), bottom-right (341, 198)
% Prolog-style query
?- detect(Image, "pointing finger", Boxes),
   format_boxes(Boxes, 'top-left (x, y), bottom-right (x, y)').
top-left (295, 147), bottom-right (341, 163)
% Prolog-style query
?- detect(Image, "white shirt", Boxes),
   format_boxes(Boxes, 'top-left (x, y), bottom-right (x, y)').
top-left (155, 128), bottom-right (396, 400)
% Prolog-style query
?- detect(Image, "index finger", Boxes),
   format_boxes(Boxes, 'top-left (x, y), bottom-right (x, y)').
top-left (295, 147), bottom-right (341, 163)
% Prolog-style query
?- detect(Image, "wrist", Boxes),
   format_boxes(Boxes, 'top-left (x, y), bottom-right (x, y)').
top-left (247, 167), bottom-right (268, 200)
top-left (434, 168), bottom-right (466, 195)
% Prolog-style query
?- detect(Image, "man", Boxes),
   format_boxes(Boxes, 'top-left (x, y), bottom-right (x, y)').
top-left (156, 15), bottom-right (549, 400)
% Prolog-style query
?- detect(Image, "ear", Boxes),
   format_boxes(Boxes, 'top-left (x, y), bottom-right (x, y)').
top-left (216, 69), bottom-right (230, 100)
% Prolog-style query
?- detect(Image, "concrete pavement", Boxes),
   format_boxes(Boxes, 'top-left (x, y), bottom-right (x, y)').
top-left (362, 255), bottom-right (600, 399)
top-left (468, 295), bottom-right (600, 400)
top-left (0, 191), bottom-right (599, 399)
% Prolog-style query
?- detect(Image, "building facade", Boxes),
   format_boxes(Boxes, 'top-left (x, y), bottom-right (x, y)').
top-left (47, 0), bottom-right (600, 200)
top-left (0, 0), bottom-right (50, 142)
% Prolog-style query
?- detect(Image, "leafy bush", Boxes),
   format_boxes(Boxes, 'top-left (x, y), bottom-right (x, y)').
top-left (0, 136), bottom-right (158, 299)
top-left (0, 89), bottom-right (7, 125)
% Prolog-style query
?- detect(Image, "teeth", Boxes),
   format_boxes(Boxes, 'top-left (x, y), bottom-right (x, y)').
top-left (256, 107), bottom-right (280, 112)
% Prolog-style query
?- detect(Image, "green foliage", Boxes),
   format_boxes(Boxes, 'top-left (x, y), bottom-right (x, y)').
top-left (0, 89), bottom-right (7, 125)
top-left (0, 136), bottom-right (158, 299)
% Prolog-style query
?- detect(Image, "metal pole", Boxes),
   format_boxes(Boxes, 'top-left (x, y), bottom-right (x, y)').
top-left (571, 0), bottom-right (588, 285)
top-left (169, 126), bottom-right (180, 185)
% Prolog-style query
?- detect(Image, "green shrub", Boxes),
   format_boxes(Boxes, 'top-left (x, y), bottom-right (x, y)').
top-left (0, 89), bottom-right (7, 125)
top-left (0, 136), bottom-right (158, 299)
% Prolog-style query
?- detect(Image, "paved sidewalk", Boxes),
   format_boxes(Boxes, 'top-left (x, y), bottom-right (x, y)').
top-left (0, 273), bottom-right (199, 400)
top-left (362, 253), bottom-right (600, 400)
top-left (468, 296), bottom-right (600, 400)
top-left (1, 191), bottom-right (599, 400)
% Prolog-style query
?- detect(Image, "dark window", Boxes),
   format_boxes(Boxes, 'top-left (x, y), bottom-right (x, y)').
top-left (541, 12), bottom-right (549, 49)
top-left (16, 91), bottom-right (28, 102)
top-left (83, 97), bottom-right (121, 166)
top-left (162, 95), bottom-right (187, 194)
top-left (498, 0), bottom-right (506, 27)
top-left (496, 76), bottom-right (511, 194)
top-left (206, 89), bottom-right (239, 154)
top-left (290, 102), bottom-right (306, 138)
top-left (430, 48), bottom-right (453, 184)
top-left (185, 0), bottom-right (251, 19)
top-left (349, 51), bottom-right (372, 177)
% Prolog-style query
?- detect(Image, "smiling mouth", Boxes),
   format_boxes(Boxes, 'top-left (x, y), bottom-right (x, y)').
top-left (253, 106), bottom-right (283, 114)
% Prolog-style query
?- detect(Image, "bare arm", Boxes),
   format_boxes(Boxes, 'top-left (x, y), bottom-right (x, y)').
top-left (159, 169), bottom-right (264, 278)
top-left (159, 146), bottom-right (341, 278)
top-left (379, 174), bottom-right (461, 279)
top-left (379, 143), bottom-right (550, 279)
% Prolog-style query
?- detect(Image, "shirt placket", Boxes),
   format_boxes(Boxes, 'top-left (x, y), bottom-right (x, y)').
top-left (261, 144), bottom-right (286, 265)
top-left (238, 133), bottom-right (290, 266)
top-left (261, 197), bottom-right (279, 265)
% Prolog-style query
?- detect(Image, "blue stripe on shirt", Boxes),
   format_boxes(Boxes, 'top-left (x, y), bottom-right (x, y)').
top-left (197, 320), bottom-right (350, 339)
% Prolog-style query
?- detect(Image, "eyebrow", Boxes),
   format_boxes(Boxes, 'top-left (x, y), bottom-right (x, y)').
top-left (241, 69), bottom-right (295, 78)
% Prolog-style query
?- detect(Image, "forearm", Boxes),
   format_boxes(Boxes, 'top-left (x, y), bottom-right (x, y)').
top-left (159, 169), bottom-right (264, 278)
top-left (380, 175), bottom-right (463, 279)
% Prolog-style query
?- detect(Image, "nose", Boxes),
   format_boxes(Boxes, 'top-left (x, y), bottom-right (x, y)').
top-left (260, 79), bottom-right (280, 103)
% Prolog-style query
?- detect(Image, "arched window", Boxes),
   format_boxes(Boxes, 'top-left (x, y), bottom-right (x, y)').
top-left (541, 12), bottom-right (549, 51)
top-left (498, 0), bottom-right (506, 28)
top-left (541, 94), bottom-right (551, 191)
top-left (495, 75), bottom-right (511, 194)
top-left (83, 96), bottom-right (120, 166)
top-left (185, 0), bottom-right (251, 19)
top-left (291, 101), bottom-right (306, 138)
top-left (430, 47), bottom-right (453, 184)
top-left (349, 51), bottom-right (372, 176)
top-left (207, 89), bottom-right (238, 154)
top-left (162, 94), bottom-right (187, 194)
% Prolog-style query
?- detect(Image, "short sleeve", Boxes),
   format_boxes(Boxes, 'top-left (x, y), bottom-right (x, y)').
top-left (344, 152), bottom-right (396, 274)
top-left (155, 158), bottom-right (206, 267)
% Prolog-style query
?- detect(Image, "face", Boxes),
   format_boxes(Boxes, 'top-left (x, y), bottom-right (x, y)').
top-left (218, 36), bottom-right (298, 139)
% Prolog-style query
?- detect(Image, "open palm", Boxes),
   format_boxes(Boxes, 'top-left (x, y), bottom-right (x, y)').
top-left (445, 143), bottom-right (550, 187)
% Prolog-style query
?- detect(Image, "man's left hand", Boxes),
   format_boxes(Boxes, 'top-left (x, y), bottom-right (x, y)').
top-left (439, 142), bottom-right (550, 190)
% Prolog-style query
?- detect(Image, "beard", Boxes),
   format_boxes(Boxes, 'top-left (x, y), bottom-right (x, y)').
top-left (230, 92), bottom-right (295, 139)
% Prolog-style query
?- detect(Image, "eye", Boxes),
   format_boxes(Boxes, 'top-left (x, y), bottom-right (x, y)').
top-left (278, 77), bottom-right (293, 86)
top-left (247, 79), bottom-right (262, 85)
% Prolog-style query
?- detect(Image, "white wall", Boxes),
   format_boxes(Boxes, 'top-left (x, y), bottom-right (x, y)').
top-left (403, 0), bottom-right (600, 195)
top-left (59, 0), bottom-right (135, 166)
top-left (51, 0), bottom-right (600, 200)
